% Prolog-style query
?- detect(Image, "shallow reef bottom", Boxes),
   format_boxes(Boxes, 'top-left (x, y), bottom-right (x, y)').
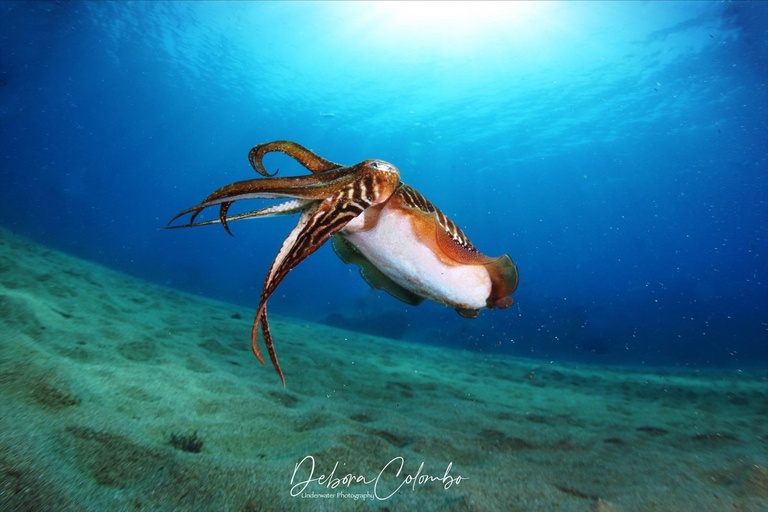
top-left (0, 227), bottom-right (766, 511)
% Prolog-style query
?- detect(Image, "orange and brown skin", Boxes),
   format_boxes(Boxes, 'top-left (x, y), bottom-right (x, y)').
top-left (387, 183), bottom-right (518, 312)
top-left (167, 141), bottom-right (518, 387)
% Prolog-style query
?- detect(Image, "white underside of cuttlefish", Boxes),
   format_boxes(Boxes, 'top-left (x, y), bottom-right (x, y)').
top-left (342, 201), bottom-right (492, 309)
top-left (166, 141), bottom-right (519, 386)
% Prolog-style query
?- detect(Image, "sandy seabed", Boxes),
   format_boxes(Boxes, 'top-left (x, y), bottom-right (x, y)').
top-left (0, 227), bottom-right (766, 511)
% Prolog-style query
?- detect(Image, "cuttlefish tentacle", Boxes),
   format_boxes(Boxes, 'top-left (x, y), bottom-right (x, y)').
top-left (248, 201), bottom-right (321, 373)
top-left (167, 168), bottom-right (357, 229)
top-left (259, 305), bottom-right (281, 384)
top-left (162, 199), bottom-right (314, 230)
top-left (252, 186), bottom-right (381, 385)
top-left (248, 140), bottom-right (342, 177)
top-left (219, 201), bottom-right (235, 236)
top-left (168, 157), bottom-right (401, 386)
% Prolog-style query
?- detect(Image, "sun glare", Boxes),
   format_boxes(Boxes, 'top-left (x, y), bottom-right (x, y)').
top-left (371, 1), bottom-right (543, 39)
top-left (337, 0), bottom-right (557, 59)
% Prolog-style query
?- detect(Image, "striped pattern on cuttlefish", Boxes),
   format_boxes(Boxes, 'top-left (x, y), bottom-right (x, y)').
top-left (166, 141), bottom-right (519, 387)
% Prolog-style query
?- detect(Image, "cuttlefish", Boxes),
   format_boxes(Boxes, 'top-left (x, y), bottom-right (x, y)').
top-left (167, 141), bottom-right (519, 386)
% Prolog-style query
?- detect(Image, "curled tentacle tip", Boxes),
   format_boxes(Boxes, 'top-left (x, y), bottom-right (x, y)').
top-left (220, 202), bottom-right (235, 236)
top-left (167, 211), bottom-right (188, 226)
top-left (251, 341), bottom-right (266, 366)
top-left (189, 209), bottom-right (203, 225)
top-left (248, 149), bottom-right (278, 176)
top-left (255, 165), bottom-right (278, 177)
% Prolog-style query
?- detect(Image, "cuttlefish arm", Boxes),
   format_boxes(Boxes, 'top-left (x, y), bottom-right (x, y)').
top-left (169, 141), bottom-right (346, 236)
top-left (167, 149), bottom-right (401, 386)
top-left (163, 198), bottom-right (314, 229)
top-left (248, 140), bottom-right (342, 176)
top-left (167, 166), bottom-right (358, 236)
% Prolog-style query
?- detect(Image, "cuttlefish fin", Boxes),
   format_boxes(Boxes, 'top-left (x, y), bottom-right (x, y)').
top-left (252, 191), bottom-right (372, 385)
top-left (395, 184), bottom-right (493, 265)
top-left (331, 235), bottom-right (425, 306)
top-left (433, 218), bottom-right (519, 310)
top-left (484, 255), bottom-right (519, 309)
top-left (455, 308), bottom-right (480, 319)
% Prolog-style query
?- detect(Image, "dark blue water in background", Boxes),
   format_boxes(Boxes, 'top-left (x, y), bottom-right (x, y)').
top-left (1, 1), bottom-right (766, 369)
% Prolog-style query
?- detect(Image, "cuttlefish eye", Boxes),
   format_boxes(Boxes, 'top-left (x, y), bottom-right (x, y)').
top-left (368, 160), bottom-right (399, 176)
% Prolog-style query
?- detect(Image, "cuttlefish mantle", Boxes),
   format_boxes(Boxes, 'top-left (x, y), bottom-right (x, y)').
top-left (166, 141), bottom-right (519, 386)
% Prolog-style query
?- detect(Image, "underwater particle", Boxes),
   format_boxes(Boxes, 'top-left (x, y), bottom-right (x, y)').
top-left (169, 431), bottom-right (204, 453)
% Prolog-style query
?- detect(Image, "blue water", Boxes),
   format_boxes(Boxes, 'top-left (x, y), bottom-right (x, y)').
top-left (1, 1), bottom-right (766, 368)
